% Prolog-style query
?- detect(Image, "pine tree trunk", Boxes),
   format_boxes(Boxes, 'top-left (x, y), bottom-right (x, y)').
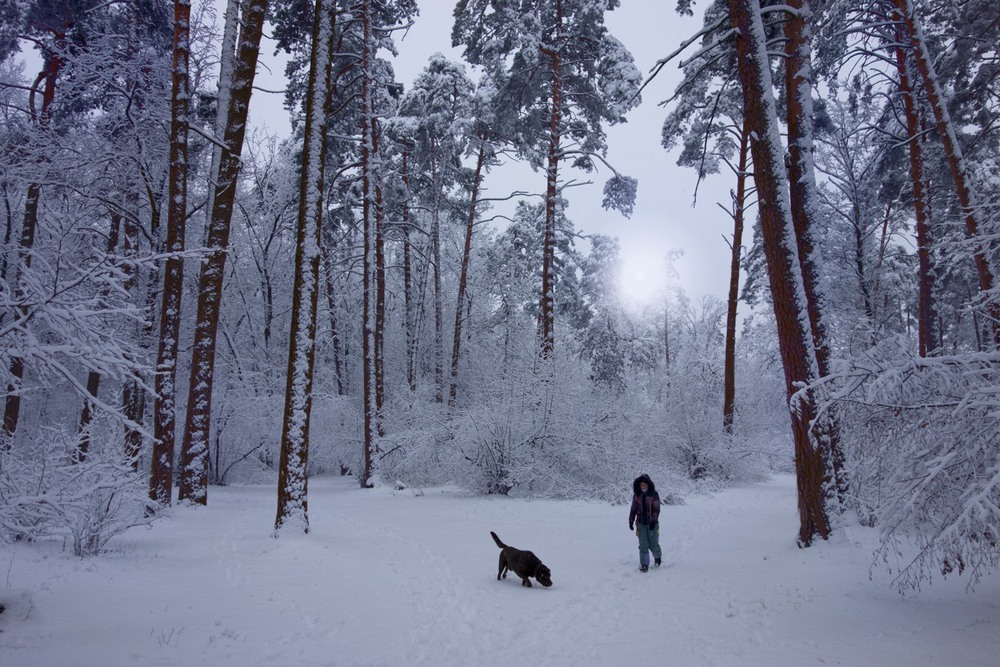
top-left (1, 40), bottom-right (62, 450)
top-left (0, 181), bottom-right (14, 284)
top-left (448, 139), bottom-right (487, 408)
top-left (121, 6), bottom-right (156, 470)
top-left (76, 215), bottom-right (123, 462)
top-left (538, 4), bottom-right (563, 362)
top-left (374, 123), bottom-right (386, 432)
top-left (852, 198), bottom-right (876, 329)
top-left (321, 228), bottom-right (345, 395)
top-left (179, 0), bottom-right (269, 505)
top-left (783, 0), bottom-right (845, 502)
top-left (663, 299), bottom-right (670, 375)
top-left (121, 210), bottom-right (146, 469)
top-left (360, 0), bottom-right (377, 488)
top-left (431, 153), bottom-right (444, 402)
top-left (895, 0), bottom-right (1000, 347)
top-left (893, 32), bottom-right (936, 356)
top-left (723, 118), bottom-right (750, 435)
top-left (275, 0), bottom-right (336, 533)
top-left (149, 0), bottom-right (193, 507)
top-left (401, 143), bottom-right (416, 393)
top-left (726, 0), bottom-right (830, 546)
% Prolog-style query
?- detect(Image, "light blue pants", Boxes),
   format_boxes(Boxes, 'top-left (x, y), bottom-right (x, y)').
top-left (637, 524), bottom-right (662, 567)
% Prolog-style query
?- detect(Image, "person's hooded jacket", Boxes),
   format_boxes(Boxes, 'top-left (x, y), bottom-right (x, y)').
top-left (629, 474), bottom-right (661, 530)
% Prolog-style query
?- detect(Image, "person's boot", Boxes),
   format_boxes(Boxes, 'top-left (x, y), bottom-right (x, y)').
top-left (655, 558), bottom-right (661, 567)
top-left (639, 564), bottom-right (648, 572)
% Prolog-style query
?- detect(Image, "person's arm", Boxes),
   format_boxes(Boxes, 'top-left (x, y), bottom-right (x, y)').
top-left (628, 496), bottom-right (638, 529)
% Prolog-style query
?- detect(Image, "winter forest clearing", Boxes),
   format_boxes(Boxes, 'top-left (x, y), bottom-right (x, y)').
top-left (2, 474), bottom-right (997, 666)
top-left (2, 0), bottom-right (1000, 661)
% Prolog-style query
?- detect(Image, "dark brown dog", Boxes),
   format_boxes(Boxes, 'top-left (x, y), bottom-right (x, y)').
top-left (490, 531), bottom-right (552, 587)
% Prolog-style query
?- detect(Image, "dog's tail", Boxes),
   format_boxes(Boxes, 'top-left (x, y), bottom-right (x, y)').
top-left (490, 531), bottom-right (506, 549)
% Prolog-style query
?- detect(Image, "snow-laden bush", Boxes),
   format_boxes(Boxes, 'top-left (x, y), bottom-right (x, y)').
top-left (0, 424), bottom-right (154, 556)
top-left (376, 391), bottom-right (453, 488)
top-left (450, 395), bottom-right (541, 496)
top-left (820, 339), bottom-right (1000, 590)
top-left (446, 363), bottom-right (680, 502)
top-left (307, 393), bottom-right (361, 477)
top-left (209, 393), bottom-right (283, 484)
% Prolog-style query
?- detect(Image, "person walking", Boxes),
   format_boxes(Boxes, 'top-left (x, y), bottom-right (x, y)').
top-left (628, 473), bottom-right (662, 572)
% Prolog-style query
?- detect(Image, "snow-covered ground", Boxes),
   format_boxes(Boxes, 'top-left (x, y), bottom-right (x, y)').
top-left (1, 474), bottom-right (997, 666)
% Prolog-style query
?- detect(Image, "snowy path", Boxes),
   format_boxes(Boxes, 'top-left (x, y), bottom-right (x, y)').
top-left (1, 474), bottom-right (997, 666)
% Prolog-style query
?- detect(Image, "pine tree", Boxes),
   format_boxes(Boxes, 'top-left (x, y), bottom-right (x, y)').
top-left (178, 0), bottom-right (270, 505)
top-left (453, 0), bottom-right (641, 362)
top-left (275, 0), bottom-right (336, 534)
top-left (724, 0), bottom-right (831, 545)
top-left (148, 0), bottom-right (193, 508)
top-left (1, 0), bottom-right (85, 449)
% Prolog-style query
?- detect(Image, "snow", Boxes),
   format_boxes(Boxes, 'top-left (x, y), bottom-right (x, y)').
top-left (1, 474), bottom-right (997, 666)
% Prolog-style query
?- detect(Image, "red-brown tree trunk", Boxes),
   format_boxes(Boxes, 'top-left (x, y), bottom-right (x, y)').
top-left (2, 36), bottom-right (63, 450)
top-left (893, 27), bottom-right (936, 357)
top-left (76, 215), bottom-right (123, 462)
top-left (149, 0), bottom-right (192, 507)
top-left (784, 0), bottom-right (845, 502)
top-left (359, 0), bottom-right (377, 487)
top-left (448, 139), bottom-right (487, 408)
top-left (179, 0), bottom-right (269, 505)
top-left (321, 228), bottom-right (345, 395)
top-left (275, 0), bottom-right (336, 533)
top-left (723, 118), bottom-right (750, 435)
top-left (121, 208), bottom-right (146, 469)
top-left (896, 0), bottom-right (1000, 347)
top-left (373, 120), bottom-right (386, 432)
top-left (401, 142), bottom-right (416, 393)
top-left (726, 0), bottom-right (830, 545)
top-left (538, 5), bottom-right (563, 363)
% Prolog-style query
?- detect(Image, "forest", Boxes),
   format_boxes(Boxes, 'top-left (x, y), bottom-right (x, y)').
top-left (0, 0), bottom-right (997, 594)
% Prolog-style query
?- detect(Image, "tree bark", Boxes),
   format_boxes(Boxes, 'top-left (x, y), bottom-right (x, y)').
top-left (321, 226), bottom-right (345, 395)
top-left (121, 210), bottom-right (145, 469)
top-left (179, 0), bottom-right (269, 505)
top-left (723, 118), bottom-right (750, 435)
top-left (893, 32), bottom-right (936, 356)
top-left (275, 0), bottom-right (336, 533)
top-left (401, 142), bottom-right (416, 393)
top-left (538, 1), bottom-right (564, 363)
top-left (895, 0), bottom-right (1000, 347)
top-left (783, 0), bottom-right (845, 502)
top-left (360, 0), bottom-right (377, 487)
top-left (726, 0), bottom-right (830, 545)
top-left (76, 215), bottom-right (123, 462)
top-left (1, 35), bottom-right (63, 450)
top-left (149, 0), bottom-right (192, 507)
top-left (448, 139), bottom-right (487, 408)
top-left (430, 150), bottom-right (444, 402)
top-left (374, 122), bottom-right (386, 432)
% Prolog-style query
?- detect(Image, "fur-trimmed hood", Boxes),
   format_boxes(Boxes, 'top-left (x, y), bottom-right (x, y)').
top-left (632, 474), bottom-right (656, 496)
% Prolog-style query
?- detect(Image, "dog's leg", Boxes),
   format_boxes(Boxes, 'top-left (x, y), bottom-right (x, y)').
top-left (521, 578), bottom-right (532, 587)
top-left (498, 554), bottom-right (506, 581)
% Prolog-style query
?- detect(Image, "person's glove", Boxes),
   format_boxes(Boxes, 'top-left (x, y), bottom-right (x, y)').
top-left (649, 521), bottom-right (658, 532)
top-left (629, 522), bottom-right (634, 531)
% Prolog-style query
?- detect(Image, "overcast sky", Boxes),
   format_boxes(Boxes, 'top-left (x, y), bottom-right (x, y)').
top-left (249, 1), bottom-right (734, 306)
